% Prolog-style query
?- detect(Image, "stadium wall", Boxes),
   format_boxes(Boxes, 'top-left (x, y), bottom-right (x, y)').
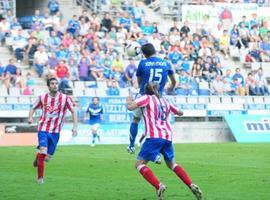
top-left (0, 121), bottom-right (234, 146)
top-left (16, 0), bottom-right (48, 17)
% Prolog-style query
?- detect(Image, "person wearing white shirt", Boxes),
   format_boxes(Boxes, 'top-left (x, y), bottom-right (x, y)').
top-left (34, 46), bottom-right (49, 77)
top-left (254, 67), bottom-right (269, 95)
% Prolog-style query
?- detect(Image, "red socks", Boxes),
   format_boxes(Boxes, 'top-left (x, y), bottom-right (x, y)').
top-left (138, 165), bottom-right (160, 190)
top-left (37, 153), bottom-right (46, 179)
top-left (173, 165), bottom-right (192, 186)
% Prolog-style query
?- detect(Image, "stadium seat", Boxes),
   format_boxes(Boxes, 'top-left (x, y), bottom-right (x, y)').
top-left (175, 97), bottom-right (186, 104)
top-left (6, 97), bottom-right (18, 104)
top-left (73, 88), bottom-right (85, 96)
top-left (0, 87), bottom-right (8, 96)
top-left (246, 97), bottom-right (254, 104)
top-left (97, 81), bottom-right (108, 90)
top-left (209, 96), bottom-right (221, 103)
top-left (264, 96), bottom-right (270, 103)
top-left (0, 97), bottom-right (5, 104)
top-left (232, 96), bottom-right (246, 104)
top-left (253, 96), bottom-right (264, 104)
top-left (175, 88), bottom-right (187, 96)
top-left (119, 88), bottom-right (129, 97)
top-left (187, 97), bottom-right (197, 104)
top-left (33, 87), bottom-right (47, 96)
top-left (85, 81), bottom-right (97, 88)
top-left (251, 62), bottom-right (261, 71)
top-left (198, 96), bottom-right (208, 104)
top-left (95, 88), bottom-right (107, 97)
top-left (74, 81), bottom-right (85, 89)
top-left (9, 87), bottom-right (21, 96)
top-left (221, 96), bottom-right (232, 104)
top-left (19, 97), bottom-right (31, 104)
top-left (84, 88), bottom-right (96, 96)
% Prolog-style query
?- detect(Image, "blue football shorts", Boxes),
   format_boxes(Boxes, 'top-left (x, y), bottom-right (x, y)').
top-left (137, 138), bottom-right (174, 162)
top-left (38, 131), bottom-right (60, 156)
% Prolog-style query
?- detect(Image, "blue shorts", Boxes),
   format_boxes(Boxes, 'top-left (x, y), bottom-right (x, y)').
top-left (38, 131), bottom-right (60, 156)
top-left (138, 138), bottom-right (174, 162)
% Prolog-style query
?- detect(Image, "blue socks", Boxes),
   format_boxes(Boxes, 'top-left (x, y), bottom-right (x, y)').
top-left (129, 122), bottom-right (138, 148)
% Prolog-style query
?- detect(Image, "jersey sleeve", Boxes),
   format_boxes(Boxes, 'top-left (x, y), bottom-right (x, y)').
top-left (136, 60), bottom-right (143, 77)
top-left (135, 95), bottom-right (149, 108)
top-left (66, 96), bottom-right (76, 112)
top-left (169, 102), bottom-right (180, 115)
top-left (32, 96), bottom-right (42, 110)
top-left (100, 106), bottom-right (103, 114)
top-left (167, 62), bottom-right (174, 75)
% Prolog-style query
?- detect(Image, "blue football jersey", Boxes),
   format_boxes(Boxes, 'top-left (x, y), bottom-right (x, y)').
top-left (87, 103), bottom-right (103, 124)
top-left (136, 56), bottom-right (174, 94)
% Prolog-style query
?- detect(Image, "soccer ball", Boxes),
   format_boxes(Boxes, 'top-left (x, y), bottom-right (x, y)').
top-left (126, 42), bottom-right (141, 57)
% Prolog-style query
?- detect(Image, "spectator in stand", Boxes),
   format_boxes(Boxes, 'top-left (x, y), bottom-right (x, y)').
top-left (250, 13), bottom-right (259, 29)
top-left (55, 59), bottom-right (69, 79)
top-left (239, 22), bottom-right (250, 49)
top-left (169, 20), bottom-right (179, 33)
top-left (232, 68), bottom-right (245, 95)
top-left (10, 17), bottom-right (22, 30)
top-left (141, 20), bottom-right (154, 36)
top-left (259, 21), bottom-right (269, 39)
top-left (223, 77), bottom-right (234, 96)
top-left (14, 68), bottom-right (25, 88)
top-left (131, 2), bottom-right (145, 27)
top-left (191, 62), bottom-right (202, 83)
top-left (90, 13), bottom-right (100, 32)
top-left (107, 80), bottom-right (120, 96)
top-left (247, 43), bottom-right (261, 62)
top-left (259, 37), bottom-right (270, 57)
top-left (42, 11), bottom-right (53, 32)
top-left (230, 24), bottom-right (240, 48)
top-left (32, 9), bottom-right (43, 25)
top-left (245, 72), bottom-right (256, 96)
top-left (212, 75), bottom-right (224, 95)
top-left (67, 15), bottom-right (80, 36)
top-left (12, 29), bottom-right (28, 62)
top-left (168, 47), bottom-right (182, 67)
top-left (201, 62), bottom-right (215, 82)
top-left (47, 30), bottom-right (61, 52)
top-left (48, 0), bottom-right (60, 15)
top-left (5, 58), bottom-right (17, 83)
top-left (68, 58), bottom-right (79, 81)
top-left (61, 32), bottom-right (73, 48)
top-left (111, 55), bottom-right (124, 81)
top-left (24, 37), bottom-right (38, 67)
top-left (0, 17), bottom-right (10, 44)
top-left (119, 12), bottom-right (131, 31)
top-left (121, 58), bottom-right (136, 87)
top-left (219, 30), bottom-right (230, 58)
top-left (231, 78), bottom-right (243, 96)
top-left (56, 44), bottom-right (69, 60)
top-left (180, 21), bottom-right (190, 37)
top-left (34, 45), bottom-right (49, 77)
top-left (78, 57), bottom-right (90, 81)
top-left (175, 69), bottom-right (190, 95)
top-left (254, 67), bottom-right (269, 95)
top-left (79, 10), bottom-right (90, 23)
top-left (79, 17), bottom-right (90, 36)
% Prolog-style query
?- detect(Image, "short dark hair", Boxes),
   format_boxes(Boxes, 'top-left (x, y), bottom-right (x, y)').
top-left (141, 43), bottom-right (156, 58)
top-left (47, 77), bottom-right (58, 87)
top-left (92, 97), bottom-right (99, 102)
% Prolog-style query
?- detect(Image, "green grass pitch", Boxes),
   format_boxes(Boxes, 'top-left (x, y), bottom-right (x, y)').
top-left (0, 143), bottom-right (269, 200)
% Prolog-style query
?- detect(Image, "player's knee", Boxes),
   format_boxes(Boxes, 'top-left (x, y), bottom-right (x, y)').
top-left (45, 154), bottom-right (51, 162)
top-left (39, 147), bottom-right (47, 154)
top-left (165, 160), bottom-right (175, 170)
top-left (133, 117), bottom-right (140, 123)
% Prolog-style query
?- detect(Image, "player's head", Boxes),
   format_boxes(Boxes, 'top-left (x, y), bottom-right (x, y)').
top-left (92, 97), bottom-right (99, 105)
top-left (144, 82), bottom-right (160, 98)
top-left (47, 77), bottom-right (58, 94)
top-left (141, 43), bottom-right (156, 58)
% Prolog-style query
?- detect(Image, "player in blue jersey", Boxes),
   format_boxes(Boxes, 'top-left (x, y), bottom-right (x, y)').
top-left (127, 43), bottom-right (176, 154)
top-left (86, 97), bottom-right (103, 147)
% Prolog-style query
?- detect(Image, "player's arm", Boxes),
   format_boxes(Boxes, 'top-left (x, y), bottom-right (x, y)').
top-left (136, 61), bottom-right (143, 86)
top-left (169, 102), bottom-right (183, 116)
top-left (28, 96), bottom-right (42, 124)
top-left (126, 95), bottom-right (149, 111)
top-left (66, 97), bottom-right (78, 136)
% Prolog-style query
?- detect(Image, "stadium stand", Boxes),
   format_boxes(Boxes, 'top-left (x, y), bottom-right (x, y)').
top-left (0, 0), bottom-right (269, 123)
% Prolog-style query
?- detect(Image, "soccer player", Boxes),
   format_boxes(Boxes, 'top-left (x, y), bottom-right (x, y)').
top-left (86, 97), bottom-right (103, 147)
top-left (126, 82), bottom-right (202, 200)
top-left (127, 43), bottom-right (176, 154)
top-left (29, 77), bottom-right (78, 184)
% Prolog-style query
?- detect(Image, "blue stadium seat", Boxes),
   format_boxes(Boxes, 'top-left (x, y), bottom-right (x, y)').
top-left (198, 89), bottom-right (210, 96)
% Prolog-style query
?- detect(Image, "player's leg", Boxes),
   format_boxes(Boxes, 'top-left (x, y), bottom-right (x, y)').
top-left (91, 125), bottom-right (98, 147)
top-left (47, 133), bottom-right (60, 162)
top-left (162, 141), bottom-right (202, 200)
top-left (94, 124), bottom-right (100, 142)
top-left (35, 131), bottom-right (49, 184)
top-left (136, 138), bottom-right (166, 199)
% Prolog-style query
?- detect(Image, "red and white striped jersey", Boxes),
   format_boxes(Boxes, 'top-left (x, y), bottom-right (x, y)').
top-left (33, 92), bottom-right (75, 133)
top-left (135, 95), bottom-right (179, 141)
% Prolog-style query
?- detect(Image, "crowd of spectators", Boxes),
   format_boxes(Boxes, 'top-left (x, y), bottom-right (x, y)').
top-left (0, 0), bottom-right (269, 96)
